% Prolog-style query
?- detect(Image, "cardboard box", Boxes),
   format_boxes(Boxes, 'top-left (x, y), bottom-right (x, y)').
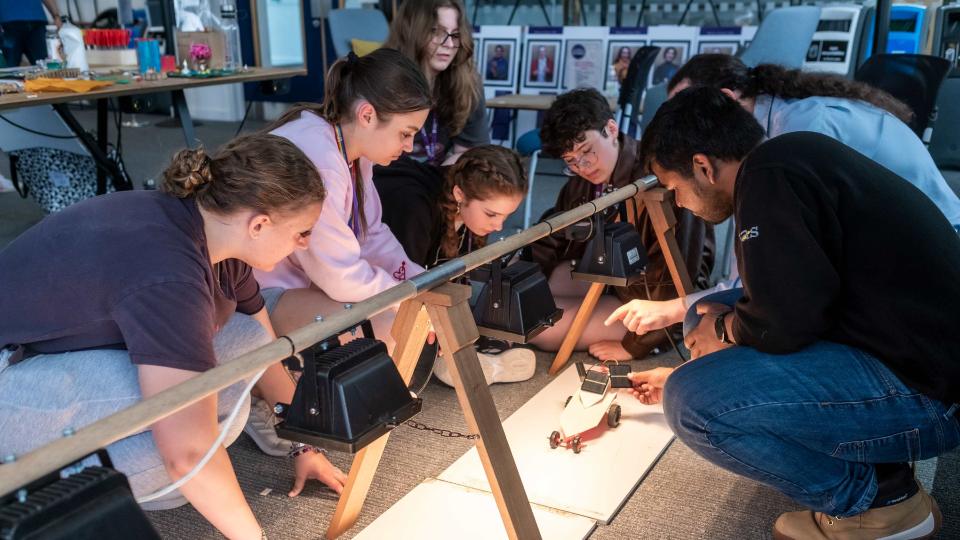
top-left (175, 31), bottom-right (226, 70)
top-left (85, 49), bottom-right (139, 67)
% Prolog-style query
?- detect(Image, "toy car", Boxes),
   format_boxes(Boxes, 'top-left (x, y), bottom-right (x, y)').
top-left (548, 362), bottom-right (626, 454)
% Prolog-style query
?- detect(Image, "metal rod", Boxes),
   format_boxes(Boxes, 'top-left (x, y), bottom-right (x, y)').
top-left (0, 176), bottom-right (659, 495)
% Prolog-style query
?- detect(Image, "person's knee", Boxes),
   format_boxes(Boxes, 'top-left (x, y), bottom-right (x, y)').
top-left (663, 358), bottom-right (729, 445)
top-left (213, 314), bottom-right (272, 364)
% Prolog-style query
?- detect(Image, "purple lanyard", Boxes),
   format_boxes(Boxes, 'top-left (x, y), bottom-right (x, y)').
top-left (420, 115), bottom-right (439, 165)
top-left (334, 123), bottom-right (363, 238)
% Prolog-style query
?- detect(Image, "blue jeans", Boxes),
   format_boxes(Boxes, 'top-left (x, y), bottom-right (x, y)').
top-left (0, 20), bottom-right (47, 67)
top-left (666, 293), bottom-right (960, 516)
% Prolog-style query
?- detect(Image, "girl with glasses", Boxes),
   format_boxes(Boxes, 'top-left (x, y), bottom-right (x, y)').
top-left (381, 0), bottom-right (488, 167)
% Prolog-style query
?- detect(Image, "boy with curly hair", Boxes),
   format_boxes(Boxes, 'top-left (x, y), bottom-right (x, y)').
top-left (528, 88), bottom-right (713, 360)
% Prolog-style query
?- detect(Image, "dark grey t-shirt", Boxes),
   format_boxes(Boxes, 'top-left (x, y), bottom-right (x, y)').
top-left (0, 191), bottom-right (264, 372)
top-left (411, 94), bottom-right (489, 164)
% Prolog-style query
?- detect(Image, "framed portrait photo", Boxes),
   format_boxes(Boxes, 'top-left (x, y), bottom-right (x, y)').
top-left (482, 38), bottom-right (518, 87)
top-left (525, 39), bottom-right (561, 88)
top-left (650, 40), bottom-right (690, 87)
top-left (606, 40), bottom-right (648, 90)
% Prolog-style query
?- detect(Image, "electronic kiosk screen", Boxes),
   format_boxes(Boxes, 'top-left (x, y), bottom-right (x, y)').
top-left (886, 5), bottom-right (926, 54)
top-left (934, 7), bottom-right (960, 66)
top-left (890, 16), bottom-right (917, 32)
top-left (804, 5), bottom-right (872, 76)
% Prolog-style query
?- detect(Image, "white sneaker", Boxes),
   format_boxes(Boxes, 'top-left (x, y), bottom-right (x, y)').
top-left (433, 340), bottom-right (536, 387)
top-left (244, 397), bottom-right (293, 457)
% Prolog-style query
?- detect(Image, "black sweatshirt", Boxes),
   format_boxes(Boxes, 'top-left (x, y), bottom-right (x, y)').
top-left (730, 132), bottom-right (960, 405)
top-left (374, 156), bottom-right (445, 268)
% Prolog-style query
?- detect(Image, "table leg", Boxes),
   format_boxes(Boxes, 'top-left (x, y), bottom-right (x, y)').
top-left (171, 89), bottom-right (197, 149)
top-left (97, 99), bottom-right (108, 194)
top-left (52, 102), bottom-right (131, 192)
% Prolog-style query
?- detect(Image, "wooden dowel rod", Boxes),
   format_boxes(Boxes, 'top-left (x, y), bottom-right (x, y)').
top-left (0, 176), bottom-right (659, 495)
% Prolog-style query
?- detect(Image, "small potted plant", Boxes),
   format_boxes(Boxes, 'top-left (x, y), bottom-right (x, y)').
top-left (189, 43), bottom-right (212, 72)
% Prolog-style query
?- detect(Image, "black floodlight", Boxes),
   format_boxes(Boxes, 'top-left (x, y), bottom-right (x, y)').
top-left (571, 205), bottom-right (647, 287)
top-left (275, 337), bottom-right (422, 453)
top-left (472, 253), bottom-right (563, 343)
top-left (0, 452), bottom-right (161, 540)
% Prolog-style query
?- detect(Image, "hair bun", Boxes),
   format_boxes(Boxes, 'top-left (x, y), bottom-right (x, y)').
top-left (159, 148), bottom-right (214, 198)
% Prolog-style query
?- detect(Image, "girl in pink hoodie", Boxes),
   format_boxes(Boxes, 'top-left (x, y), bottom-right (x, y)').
top-left (255, 48), bottom-right (432, 351)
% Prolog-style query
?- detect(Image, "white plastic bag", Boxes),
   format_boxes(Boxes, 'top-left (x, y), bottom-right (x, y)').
top-left (59, 21), bottom-right (89, 71)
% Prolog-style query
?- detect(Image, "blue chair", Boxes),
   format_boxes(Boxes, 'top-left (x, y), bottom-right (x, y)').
top-left (855, 54), bottom-right (952, 140)
top-left (327, 9), bottom-right (390, 58)
top-left (738, 6), bottom-right (822, 68)
top-left (516, 129), bottom-right (543, 229)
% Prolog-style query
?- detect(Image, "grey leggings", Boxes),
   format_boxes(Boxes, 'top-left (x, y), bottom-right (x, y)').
top-left (0, 313), bottom-right (271, 509)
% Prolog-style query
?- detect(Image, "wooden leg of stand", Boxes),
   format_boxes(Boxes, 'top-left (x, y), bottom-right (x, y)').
top-left (548, 281), bottom-right (605, 375)
top-left (423, 283), bottom-right (542, 540)
top-left (325, 299), bottom-right (430, 539)
top-left (639, 190), bottom-right (695, 297)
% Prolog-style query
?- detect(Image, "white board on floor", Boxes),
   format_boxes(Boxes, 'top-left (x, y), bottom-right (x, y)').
top-left (354, 478), bottom-right (596, 540)
top-left (439, 363), bottom-right (675, 523)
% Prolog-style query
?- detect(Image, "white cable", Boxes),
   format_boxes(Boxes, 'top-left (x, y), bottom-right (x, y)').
top-left (135, 367), bottom-right (267, 503)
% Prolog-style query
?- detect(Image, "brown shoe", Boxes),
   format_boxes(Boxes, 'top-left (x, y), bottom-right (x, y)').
top-left (773, 488), bottom-right (942, 540)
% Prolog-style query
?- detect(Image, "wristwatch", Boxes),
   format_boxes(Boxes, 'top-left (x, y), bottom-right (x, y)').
top-left (714, 313), bottom-right (735, 344)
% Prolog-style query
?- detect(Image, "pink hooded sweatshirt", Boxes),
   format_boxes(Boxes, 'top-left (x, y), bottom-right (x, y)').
top-left (255, 111), bottom-right (424, 301)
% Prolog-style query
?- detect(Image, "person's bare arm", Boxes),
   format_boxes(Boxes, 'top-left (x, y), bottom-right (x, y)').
top-left (248, 307), bottom-right (348, 495)
top-left (139, 365), bottom-right (262, 540)
top-left (41, 0), bottom-right (61, 28)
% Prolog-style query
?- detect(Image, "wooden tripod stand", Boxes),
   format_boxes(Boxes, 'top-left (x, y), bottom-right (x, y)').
top-left (548, 187), bottom-right (694, 375)
top-left (326, 284), bottom-right (541, 540)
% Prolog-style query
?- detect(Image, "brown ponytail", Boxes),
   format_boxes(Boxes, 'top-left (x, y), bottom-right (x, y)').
top-left (266, 48), bottom-right (431, 239)
top-left (668, 54), bottom-right (914, 125)
top-left (269, 48), bottom-right (432, 129)
top-left (160, 133), bottom-right (325, 215)
top-left (439, 145), bottom-right (527, 258)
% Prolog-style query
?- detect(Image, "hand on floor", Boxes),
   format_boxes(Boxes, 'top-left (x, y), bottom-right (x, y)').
top-left (290, 450), bottom-right (348, 497)
top-left (588, 340), bottom-right (633, 361)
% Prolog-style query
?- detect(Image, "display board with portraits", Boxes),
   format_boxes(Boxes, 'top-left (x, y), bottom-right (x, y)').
top-left (474, 24), bottom-right (756, 144)
top-left (473, 24), bottom-right (756, 95)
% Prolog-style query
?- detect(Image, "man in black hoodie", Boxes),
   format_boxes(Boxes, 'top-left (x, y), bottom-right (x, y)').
top-left (628, 87), bottom-right (960, 539)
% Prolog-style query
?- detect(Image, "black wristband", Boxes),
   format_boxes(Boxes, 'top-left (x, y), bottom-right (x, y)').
top-left (714, 313), bottom-right (734, 344)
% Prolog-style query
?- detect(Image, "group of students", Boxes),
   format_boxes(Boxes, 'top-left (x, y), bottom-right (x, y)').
top-left (1, 0), bottom-right (959, 538)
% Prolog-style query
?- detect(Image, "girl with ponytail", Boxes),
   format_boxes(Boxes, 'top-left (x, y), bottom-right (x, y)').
top-left (0, 133), bottom-right (346, 540)
top-left (255, 48), bottom-right (433, 356)
top-left (605, 54), bottom-right (960, 345)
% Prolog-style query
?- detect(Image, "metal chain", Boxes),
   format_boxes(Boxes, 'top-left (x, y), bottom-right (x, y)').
top-left (404, 420), bottom-right (479, 440)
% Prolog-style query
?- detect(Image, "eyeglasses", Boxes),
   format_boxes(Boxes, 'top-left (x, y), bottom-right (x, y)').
top-left (562, 149), bottom-right (598, 176)
top-left (431, 28), bottom-right (461, 48)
